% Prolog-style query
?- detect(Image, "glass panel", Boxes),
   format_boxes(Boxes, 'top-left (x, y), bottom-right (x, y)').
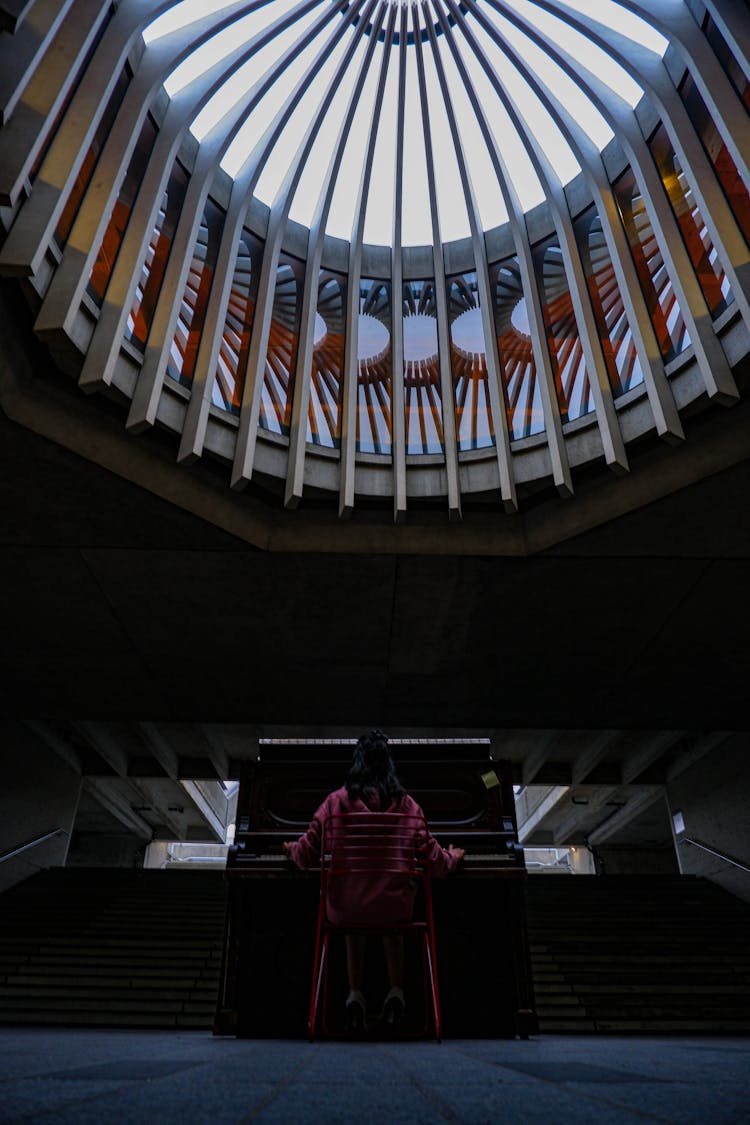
top-left (308, 271), bottom-right (346, 449)
top-left (259, 253), bottom-right (304, 436)
top-left (167, 198), bottom-right (225, 387)
top-left (357, 277), bottom-right (392, 455)
top-left (574, 205), bottom-right (643, 397)
top-left (703, 15), bottom-right (750, 107)
top-left (53, 68), bottom-right (130, 249)
top-left (402, 279), bottom-right (443, 455)
top-left (447, 270), bottom-right (495, 451)
top-left (87, 115), bottom-right (158, 306)
top-left (213, 227), bottom-right (263, 415)
top-left (613, 167), bottom-right (690, 363)
top-left (679, 70), bottom-right (750, 248)
top-left (649, 122), bottom-right (732, 318)
top-left (489, 256), bottom-right (543, 441)
top-left (125, 160), bottom-right (189, 351)
top-left (536, 236), bottom-right (591, 423)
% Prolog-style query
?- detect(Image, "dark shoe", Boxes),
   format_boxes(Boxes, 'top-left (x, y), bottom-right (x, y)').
top-left (345, 994), bottom-right (366, 1035)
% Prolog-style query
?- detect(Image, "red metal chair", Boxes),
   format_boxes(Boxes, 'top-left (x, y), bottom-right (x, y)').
top-left (307, 811), bottom-right (442, 1041)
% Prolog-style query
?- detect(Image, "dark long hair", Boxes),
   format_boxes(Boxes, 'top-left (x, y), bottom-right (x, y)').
top-left (345, 729), bottom-right (404, 806)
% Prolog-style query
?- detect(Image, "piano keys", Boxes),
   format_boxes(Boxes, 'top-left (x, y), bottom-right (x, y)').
top-left (214, 739), bottom-right (537, 1038)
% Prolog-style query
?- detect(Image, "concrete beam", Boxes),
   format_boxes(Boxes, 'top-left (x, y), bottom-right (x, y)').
top-left (138, 722), bottom-right (179, 779)
top-left (83, 777), bottom-right (152, 840)
top-left (587, 786), bottom-right (665, 846)
top-left (24, 721), bottom-right (82, 774)
top-left (521, 733), bottom-right (558, 786)
top-left (621, 731), bottom-right (683, 784)
top-left (128, 778), bottom-right (185, 841)
top-left (571, 731), bottom-right (619, 784)
top-left (181, 780), bottom-right (227, 842)
top-left (552, 786), bottom-right (620, 846)
top-left (75, 721), bottom-right (129, 776)
top-left (666, 732), bottom-right (731, 782)
top-left (518, 785), bottom-right (569, 843)
top-left (199, 724), bottom-right (229, 780)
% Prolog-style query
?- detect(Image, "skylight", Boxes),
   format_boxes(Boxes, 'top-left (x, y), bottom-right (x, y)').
top-left (141, 0), bottom-right (671, 246)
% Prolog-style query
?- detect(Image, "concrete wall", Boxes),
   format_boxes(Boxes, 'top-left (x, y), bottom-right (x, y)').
top-left (0, 724), bottom-right (81, 892)
top-left (667, 734), bottom-right (750, 902)
top-left (593, 845), bottom-right (679, 876)
top-left (65, 833), bottom-right (145, 869)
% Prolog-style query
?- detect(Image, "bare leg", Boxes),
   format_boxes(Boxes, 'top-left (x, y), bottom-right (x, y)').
top-left (381, 935), bottom-right (405, 1029)
top-left (344, 935), bottom-right (367, 1032)
top-left (383, 935), bottom-right (404, 990)
top-left (345, 935), bottom-right (366, 992)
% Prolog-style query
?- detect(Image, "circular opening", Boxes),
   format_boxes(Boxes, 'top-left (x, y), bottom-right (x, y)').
top-left (358, 313), bottom-right (390, 361)
top-left (451, 306), bottom-right (486, 356)
top-left (511, 298), bottom-right (531, 337)
top-left (313, 312), bottom-right (327, 348)
top-left (403, 313), bottom-right (438, 362)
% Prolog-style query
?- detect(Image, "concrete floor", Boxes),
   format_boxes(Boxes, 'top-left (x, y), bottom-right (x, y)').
top-left (0, 1029), bottom-right (748, 1125)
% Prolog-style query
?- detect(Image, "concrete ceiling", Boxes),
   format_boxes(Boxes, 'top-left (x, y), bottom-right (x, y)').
top-left (1, 280), bottom-right (749, 741)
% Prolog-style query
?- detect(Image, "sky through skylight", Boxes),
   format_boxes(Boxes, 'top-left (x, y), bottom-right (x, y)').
top-left (143, 0), bottom-right (670, 246)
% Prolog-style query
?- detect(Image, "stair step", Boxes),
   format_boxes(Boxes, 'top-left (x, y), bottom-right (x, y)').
top-left (0, 869), bottom-right (226, 1030)
top-left (528, 874), bottom-right (750, 1035)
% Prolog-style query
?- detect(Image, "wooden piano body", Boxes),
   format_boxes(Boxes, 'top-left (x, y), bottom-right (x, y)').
top-left (215, 741), bottom-right (537, 1038)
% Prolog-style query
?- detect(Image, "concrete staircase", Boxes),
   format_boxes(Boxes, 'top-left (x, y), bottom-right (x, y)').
top-left (0, 868), bottom-right (226, 1028)
top-left (2, 869), bottom-right (749, 1033)
top-left (526, 874), bottom-right (750, 1033)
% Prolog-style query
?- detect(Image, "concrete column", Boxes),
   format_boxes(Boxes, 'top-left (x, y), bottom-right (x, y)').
top-left (0, 722), bottom-right (81, 893)
top-left (666, 733), bottom-right (750, 903)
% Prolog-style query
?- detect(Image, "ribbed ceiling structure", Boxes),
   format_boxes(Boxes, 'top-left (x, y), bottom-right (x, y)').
top-left (0, 0), bottom-right (749, 521)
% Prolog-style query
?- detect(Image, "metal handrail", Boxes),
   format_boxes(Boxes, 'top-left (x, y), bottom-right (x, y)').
top-left (680, 836), bottom-right (750, 875)
top-left (0, 828), bottom-right (67, 866)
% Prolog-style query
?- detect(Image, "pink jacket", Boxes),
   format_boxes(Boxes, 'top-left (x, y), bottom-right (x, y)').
top-left (288, 786), bottom-right (459, 925)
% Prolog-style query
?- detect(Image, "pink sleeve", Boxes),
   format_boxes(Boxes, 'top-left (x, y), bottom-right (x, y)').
top-left (424, 834), bottom-right (459, 877)
top-left (404, 795), bottom-right (459, 877)
top-left (288, 793), bottom-right (333, 869)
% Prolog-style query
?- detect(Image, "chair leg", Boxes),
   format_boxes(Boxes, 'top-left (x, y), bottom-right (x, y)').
top-left (308, 934), bottom-right (327, 1042)
top-left (321, 933), bottom-right (333, 1037)
top-left (424, 931), bottom-right (442, 1042)
top-left (420, 934), bottom-right (431, 1037)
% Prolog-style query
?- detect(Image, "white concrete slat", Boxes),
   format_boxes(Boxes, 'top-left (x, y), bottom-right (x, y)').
top-left (125, 0), bottom-right (332, 428)
top-left (230, 0), bottom-right (373, 491)
top-left (176, 0), bottom-right (342, 466)
top-left (79, 0), bottom-right (333, 397)
top-left (442, 0), bottom-right (572, 496)
top-left (411, 5), bottom-right (461, 520)
top-left (537, 2), bottom-right (750, 338)
top-left (0, 0), bottom-right (110, 207)
top-left (700, 0), bottom-right (750, 82)
top-left (389, 3), bottom-right (409, 523)
top-left (0, 0), bottom-right (176, 278)
top-left (488, 0), bottom-right (737, 404)
top-left (34, 0), bottom-right (265, 344)
top-left (284, 0), bottom-right (387, 511)
top-left (0, 0), bottom-right (75, 126)
top-left (615, 0), bottom-right (750, 186)
top-left (457, 0), bottom-right (681, 443)
top-left (481, 4), bottom-right (684, 445)
top-left (425, 0), bottom-right (517, 510)
top-left (336, 5), bottom-right (401, 519)
top-left (454, 0), bottom-right (628, 476)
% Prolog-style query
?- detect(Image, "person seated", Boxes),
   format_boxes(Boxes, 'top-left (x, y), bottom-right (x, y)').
top-left (283, 729), bottom-right (464, 1032)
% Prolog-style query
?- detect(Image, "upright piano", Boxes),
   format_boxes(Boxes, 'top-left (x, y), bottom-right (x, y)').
top-left (215, 739), bottom-right (537, 1038)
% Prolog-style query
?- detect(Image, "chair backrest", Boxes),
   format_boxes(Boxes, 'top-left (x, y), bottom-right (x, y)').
top-left (321, 812), bottom-right (430, 880)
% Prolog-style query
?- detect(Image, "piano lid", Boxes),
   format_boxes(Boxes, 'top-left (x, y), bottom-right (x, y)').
top-left (239, 740), bottom-right (514, 835)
